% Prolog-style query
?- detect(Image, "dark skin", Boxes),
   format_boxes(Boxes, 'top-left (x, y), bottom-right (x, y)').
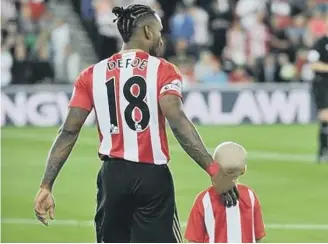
top-left (34, 12), bottom-right (238, 226)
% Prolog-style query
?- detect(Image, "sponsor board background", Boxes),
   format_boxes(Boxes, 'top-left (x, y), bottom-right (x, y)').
top-left (1, 83), bottom-right (316, 126)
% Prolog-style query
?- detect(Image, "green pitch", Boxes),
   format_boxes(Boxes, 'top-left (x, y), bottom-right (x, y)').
top-left (1, 125), bottom-right (328, 242)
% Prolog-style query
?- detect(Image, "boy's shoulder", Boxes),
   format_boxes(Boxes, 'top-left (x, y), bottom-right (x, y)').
top-left (193, 184), bottom-right (259, 205)
top-left (193, 187), bottom-right (212, 203)
top-left (237, 183), bottom-right (254, 191)
top-left (205, 184), bottom-right (258, 200)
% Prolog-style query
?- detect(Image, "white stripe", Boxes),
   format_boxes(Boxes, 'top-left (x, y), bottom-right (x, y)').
top-left (93, 60), bottom-right (112, 155)
top-left (226, 201), bottom-right (242, 242)
top-left (248, 189), bottom-right (256, 243)
top-left (2, 218), bottom-right (328, 230)
top-left (146, 56), bottom-right (167, 164)
top-left (202, 192), bottom-right (215, 243)
top-left (120, 52), bottom-right (138, 162)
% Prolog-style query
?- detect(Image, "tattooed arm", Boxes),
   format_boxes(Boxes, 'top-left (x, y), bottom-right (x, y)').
top-left (40, 107), bottom-right (90, 191)
top-left (159, 95), bottom-right (213, 170)
top-left (159, 94), bottom-right (239, 207)
top-left (34, 107), bottom-right (90, 225)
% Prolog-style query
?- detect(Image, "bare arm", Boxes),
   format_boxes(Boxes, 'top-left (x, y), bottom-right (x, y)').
top-left (40, 107), bottom-right (90, 191)
top-left (311, 62), bottom-right (328, 73)
top-left (159, 95), bottom-right (213, 170)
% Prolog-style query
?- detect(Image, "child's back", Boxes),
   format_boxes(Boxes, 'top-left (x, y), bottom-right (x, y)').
top-left (185, 184), bottom-right (265, 243)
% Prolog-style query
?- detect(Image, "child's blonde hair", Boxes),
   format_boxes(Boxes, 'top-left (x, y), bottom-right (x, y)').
top-left (213, 142), bottom-right (247, 177)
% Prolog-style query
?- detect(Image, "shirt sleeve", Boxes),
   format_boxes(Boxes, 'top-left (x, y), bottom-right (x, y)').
top-left (158, 60), bottom-right (183, 99)
top-left (184, 194), bottom-right (206, 243)
top-left (254, 195), bottom-right (266, 241)
top-left (69, 67), bottom-right (93, 111)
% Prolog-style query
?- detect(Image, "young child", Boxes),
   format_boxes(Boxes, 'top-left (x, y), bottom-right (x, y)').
top-left (185, 142), bottom-right (266, 243)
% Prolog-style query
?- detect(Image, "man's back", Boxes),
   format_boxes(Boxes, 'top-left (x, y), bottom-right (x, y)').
top-left (70, 50), bottom-right (183, 164)
top-left (34, 5), bottom-right (239, 242)
top-left (185, 184), bottom-right (265, 243)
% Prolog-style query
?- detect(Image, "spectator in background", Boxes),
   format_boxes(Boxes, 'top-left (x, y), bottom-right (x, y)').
top-left (81, 0), bottom-right (95, 20)
top-left (1, 43), bottom-right (14, 87)
top-left (39, 10), bottom-right (55, 31)
top-left (208, 0), bottom-right (233, 58)
top-left (258, 54), bottom-right (279, 82)
top-left (19, 3), bottom-right (37, 36)
top-left (2, 20), bottom-right (18, 54)
top-left (286, 14), bottom-right (307, 48)
top-left (229, 66), bottom-right (253, 83)
top-left (170, 4), bottom-right (195, 44)
top-left (12, 39), bottom-right (31, 84)
top-left (63, 44), bottom-right (81, 83)
top-left (28, 0), bottom-right (46, 22)
top-left (236, 0), bottom-right (266, 32)
top-left (225, 20), bottom-right (247, 67)
top-left (201, 59), bottom-right (228, 84)
top-left (93, 0), bottom-right (119, 60)
top-left (247, 13), bottom-right (270, 80)
top-left (277, 53), bottom-right (297, 82)
top-left (194, 51), bottom-right (215, 81)
top-left (270, 15), bottom-right (290, 56)
top-left (269, 0), bottom-right (292, 20)
top-left (1, 0), bottom-right (17, 23)
top-left (33, 45), bottom-right (54, 84)
top-left (51, 19), bottom-right (70, 81)
top-left (189, 2), bottom-right (209, 52)
top-left (169, 39), bottom-right (196, 88)
top-left (295, 49), bottom-right (308, 81)
top-left (307, 10), bottom-right (327, 39)
top-left (33, 31), bottom-right (51, 66)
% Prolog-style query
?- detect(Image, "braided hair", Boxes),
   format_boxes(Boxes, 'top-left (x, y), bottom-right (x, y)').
top-left (113, 4), bottom-right (156, 43)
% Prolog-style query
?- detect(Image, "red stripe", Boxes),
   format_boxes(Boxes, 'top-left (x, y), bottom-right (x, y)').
top-left (133, 51), bottom-right (154, 163)
top-left (158, 114), bottom-right (169, 160)
top-left (157, 60), bottom-right (170, 161)
top-left (107, 54), bottom-right (124, 158)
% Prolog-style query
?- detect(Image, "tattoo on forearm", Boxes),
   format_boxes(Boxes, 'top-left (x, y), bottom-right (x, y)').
top-left (41, 132), bottom-right (79, 189)
top-left (40, 108), bottom-right (89, 190)
top-left (171, 123), bottom-right (213, 170)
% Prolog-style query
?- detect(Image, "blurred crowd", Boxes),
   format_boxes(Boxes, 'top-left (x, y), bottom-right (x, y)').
top-left (76, 0), bottom-right (328, 87)
top-left (1, 0), bottom-right (80, 87)
top-left (2, 0), bottom-right (328, 87)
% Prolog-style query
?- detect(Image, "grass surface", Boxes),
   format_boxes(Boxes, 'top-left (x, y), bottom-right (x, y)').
top-left (1, 125), bottom-right (328, 242)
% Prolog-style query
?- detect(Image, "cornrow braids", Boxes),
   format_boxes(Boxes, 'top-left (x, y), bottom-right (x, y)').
top-left (112, 4), bottom-right (155, 43)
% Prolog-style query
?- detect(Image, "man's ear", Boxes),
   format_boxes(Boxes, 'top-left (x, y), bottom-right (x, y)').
top-left (143, 25), bottom-right (153, 40)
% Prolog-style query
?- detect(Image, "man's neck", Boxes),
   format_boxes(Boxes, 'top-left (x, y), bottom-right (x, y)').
top-left (122, 41), bottom-right (149, 53)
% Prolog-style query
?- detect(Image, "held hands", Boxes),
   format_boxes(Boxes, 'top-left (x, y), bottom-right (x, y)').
top-left (34, 188), bottom-right (55, 226)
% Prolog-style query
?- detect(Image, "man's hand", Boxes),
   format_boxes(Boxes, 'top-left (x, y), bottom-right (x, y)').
top-left (34, 188), bottom-right (55, 226)
top-left (211, 171), bottom-right (239, 207)
top-left (220, 186), bottom-right (239, 208)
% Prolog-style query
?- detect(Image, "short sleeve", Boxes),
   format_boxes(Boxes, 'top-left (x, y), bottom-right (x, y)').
top-left (254, 195), bottom-right (266, 240)
top-left (158, 60), bottom-right (183, 99)
top-left (69, 66), bottom-right (93, 111)
top-left (184, 193), bottom-right (206, 243)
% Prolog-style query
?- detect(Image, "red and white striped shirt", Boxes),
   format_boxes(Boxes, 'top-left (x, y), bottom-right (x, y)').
top-left (69, 50), bottom-right (183, 164)
top-left (185, 184), bottom-right (266, 243)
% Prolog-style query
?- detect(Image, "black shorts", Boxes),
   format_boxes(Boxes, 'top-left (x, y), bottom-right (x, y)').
top-left (312, 77), bottom-right (328, 110)
top-left (94, 158), bottom-right (182, 243)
